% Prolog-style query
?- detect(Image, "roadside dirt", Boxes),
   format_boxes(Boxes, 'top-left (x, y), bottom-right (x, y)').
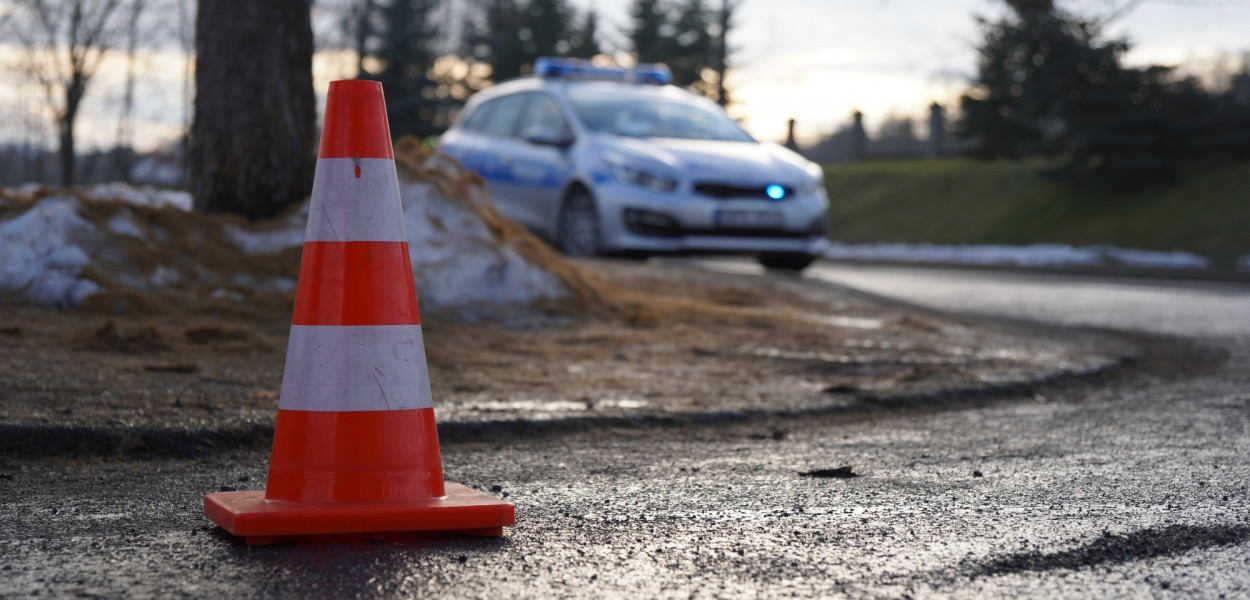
top-left (0, 259), bottom-right (1130, 439)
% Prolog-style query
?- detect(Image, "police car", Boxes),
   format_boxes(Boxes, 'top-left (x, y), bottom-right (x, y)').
top-left (438, 58), bottom-right (829, 271)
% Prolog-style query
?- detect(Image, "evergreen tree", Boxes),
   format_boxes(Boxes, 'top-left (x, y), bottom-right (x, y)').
top-left (956, 0), bottom-right (1245, 190)
top-left (466, 0), bottom-right (527, 81)
top-left (371, 0), bottom-right (442, 139)
top-left (568, 9), bottom-right (602, 59)
top-left (522, 0), bottom-right (574, 59)
top-left (710, 0), bottom-right (738, 106)
top-left (957, 0), bottom-right (1126, 159)
top-left (467, 0), bottom-right (586, 81)
top-left (670, 0), bottom-right (713, 90)
top-left (629, 0), bottom-right (672, 64)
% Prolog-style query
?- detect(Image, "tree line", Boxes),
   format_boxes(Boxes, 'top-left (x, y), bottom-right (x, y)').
top-left (955, 0), bottom-right (1250, 190)
top-left (336, 0), bottom-right (738, 142)
top-left (1, 0), bottom-right (740, 213)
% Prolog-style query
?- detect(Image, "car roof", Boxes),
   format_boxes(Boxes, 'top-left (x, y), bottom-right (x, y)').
top-left (467, 76), bottom-right (700, 108)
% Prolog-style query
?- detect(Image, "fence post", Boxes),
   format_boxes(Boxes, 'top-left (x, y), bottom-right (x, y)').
top-left (926, 102), bottom-right (945, 160)
top-left (852, 111), bottom-right (866, 161)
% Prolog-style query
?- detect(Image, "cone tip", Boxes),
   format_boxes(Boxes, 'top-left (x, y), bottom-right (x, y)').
top-left (319, 80), bottom-right (394, 160)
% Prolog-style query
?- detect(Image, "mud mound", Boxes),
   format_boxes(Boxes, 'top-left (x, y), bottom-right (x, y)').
top-left (393, 137), bottom-right (618, 316)
top-left (183, 324), bottom-right (270, 351)
top-left (0, 142), bottom-right (596, 318)
top-left (75, 320), bottom-right (174, 353)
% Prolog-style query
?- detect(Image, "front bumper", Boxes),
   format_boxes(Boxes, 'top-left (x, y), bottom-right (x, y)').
top-left (594, 183), bottom-right (829, 255)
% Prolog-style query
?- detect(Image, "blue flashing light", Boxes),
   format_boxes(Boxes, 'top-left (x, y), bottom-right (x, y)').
top-left (532, 57), bottom-right (672, 85)
top-left (766, 184), bottom-right (786, 200)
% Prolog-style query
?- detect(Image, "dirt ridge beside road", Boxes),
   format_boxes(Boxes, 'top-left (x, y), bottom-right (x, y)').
top-left (0, 260), bottom-right (1165, 460)
top-left (0, 348), bottom-right (1152, 460)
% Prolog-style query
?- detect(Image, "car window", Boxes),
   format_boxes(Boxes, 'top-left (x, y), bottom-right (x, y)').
top-left (477, 94), bottom-right (526, 138)
top-left (460, 103), bottom-right (491, 131)
top-left (566, 88), bottom-right (753, 142)
top-left (516, 94), bottom-right (571, 139)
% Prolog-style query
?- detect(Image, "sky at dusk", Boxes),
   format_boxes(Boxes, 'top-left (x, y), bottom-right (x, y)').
top-left (571, 0), bottom-right (1250, 144)
top-left (1, 0), bottom-right (1248, 152)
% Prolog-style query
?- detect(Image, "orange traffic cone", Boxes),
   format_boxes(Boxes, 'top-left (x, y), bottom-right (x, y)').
top-left (203, 80), bottom-right (514, 545)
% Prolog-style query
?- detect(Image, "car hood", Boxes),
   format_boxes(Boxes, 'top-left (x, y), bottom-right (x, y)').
top-left (592, 135), bottom-right (817, 184)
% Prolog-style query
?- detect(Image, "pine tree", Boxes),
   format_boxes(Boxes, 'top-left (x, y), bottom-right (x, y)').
top-left (568, 8), bottom-right (602, 59)
top-left (522, 0), bottom-right (574, 59)
top-left (956, 0), bottom-right (1125, 159)
top-left (629, 0), bottom-right (672, 65)
top-left (466, 0), bottom-right (527, 81)
top-left (371, 0), bottom-right (442, 139)
top-left (710, 0), bottom-right (737, 106)
top-left (670, 0), bottom-right (713, 91)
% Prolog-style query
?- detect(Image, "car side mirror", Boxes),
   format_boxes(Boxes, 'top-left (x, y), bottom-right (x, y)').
top-left (522, 126), bottom-right (573, 148)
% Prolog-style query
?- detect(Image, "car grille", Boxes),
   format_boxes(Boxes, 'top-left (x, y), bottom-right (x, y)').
top-left (693, 182), bottom-right (793, 200)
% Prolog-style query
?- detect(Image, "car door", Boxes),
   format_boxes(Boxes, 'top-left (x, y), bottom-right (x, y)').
top-left (510, 93), bottom-right (576, 237)
top-left (452, 94), bottom-right (531, 226)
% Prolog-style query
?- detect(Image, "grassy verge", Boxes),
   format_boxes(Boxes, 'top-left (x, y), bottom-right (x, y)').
top-left (822, 158), bottom-right (1250, 268)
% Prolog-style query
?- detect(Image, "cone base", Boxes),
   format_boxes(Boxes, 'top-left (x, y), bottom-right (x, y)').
top-left (204, 483), bottom-right (514, 546)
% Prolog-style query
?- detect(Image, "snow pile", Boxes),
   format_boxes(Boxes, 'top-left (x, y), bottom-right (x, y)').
top-left (82, 183), bottom-right (192, 210)
top-left (401, 181), bottom-right (568, 311)
top-left (0, 196), bottom-right (102, 306)
top-left (825, 242), bottom-right (1210, 270)
top-left (217, 179), bottom-right (570, 312)
top-left (0, 149), bottom-right (578, 315)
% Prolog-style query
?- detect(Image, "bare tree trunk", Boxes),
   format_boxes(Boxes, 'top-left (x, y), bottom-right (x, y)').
top-left (59, 75), bottom-right (86, 188)
top-left (190, 0), bottom-right (316, 219)
top-left (114, 0), bottom-right (144, 183)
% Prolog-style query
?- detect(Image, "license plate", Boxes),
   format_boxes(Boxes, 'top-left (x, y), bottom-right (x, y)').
top-left (717, 209), bottom-right (783, 229)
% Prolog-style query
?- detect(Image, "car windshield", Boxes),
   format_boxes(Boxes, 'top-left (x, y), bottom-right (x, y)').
top-left (566, 88), bottom-right (754, 142)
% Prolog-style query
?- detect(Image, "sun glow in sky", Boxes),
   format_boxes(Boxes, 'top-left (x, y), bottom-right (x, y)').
top-left (2, 0), bottom-right (1248, 152)
top-left (572, 0), bottom-right (1250, 145)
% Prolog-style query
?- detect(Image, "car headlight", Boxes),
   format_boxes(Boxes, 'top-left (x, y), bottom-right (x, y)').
top-left (606, 160), bottom-right (678, 193)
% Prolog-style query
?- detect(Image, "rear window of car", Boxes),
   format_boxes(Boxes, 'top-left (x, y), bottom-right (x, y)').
top-left (469, 94), bottom-right (527, 138)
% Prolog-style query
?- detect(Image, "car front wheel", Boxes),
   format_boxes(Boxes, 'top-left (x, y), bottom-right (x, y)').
top-left (556, 188), bottom-right (601, 257)
top-left (758, 253), bottom-right (816, 272)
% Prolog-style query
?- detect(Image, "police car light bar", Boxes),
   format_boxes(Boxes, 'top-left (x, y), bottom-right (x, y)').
top-left (533, 57), bottom-right (673, 85)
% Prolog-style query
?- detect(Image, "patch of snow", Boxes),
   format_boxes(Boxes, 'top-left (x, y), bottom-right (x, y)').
top-left (825, 242), bottom-right (1209, 270)
top-left (223, 223), bottom-right (305, 254)
top-left (231, 272), bottom-right (297, 293)
top-left (210, 288), bottom-right (245, 301)
top-left (1237, 255), bottom-right (1250, 271)
top-left (400, 182), bottom-right (567, 311)
top-left (82, 183), bottom-right (192, 210)
top-left (1098, 246), bottom-right (1209, 269)
top-left (0, 179), bottom-right (571, 312)
top-left (13, 182), bottom-right (43, 196)
top-left (150, 267), bottom-right (181, 286)
top-left (106, 212), bottom-right (146, 238)
top-left (0, 196), bottom-right (102, 305)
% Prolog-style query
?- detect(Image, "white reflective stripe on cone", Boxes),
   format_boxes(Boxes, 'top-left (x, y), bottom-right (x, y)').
top-left (305, 157), bottom-right (406, 243)
top-left (279, 325), bottom-right (434, 412)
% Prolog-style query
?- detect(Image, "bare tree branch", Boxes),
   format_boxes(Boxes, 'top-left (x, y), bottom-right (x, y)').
top-left (3, 0), bottom-right (133, 186)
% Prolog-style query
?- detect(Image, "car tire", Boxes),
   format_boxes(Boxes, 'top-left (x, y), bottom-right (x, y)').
top-left (556, 188), bottom-right (601, 257)
top-left (758, 253), bottom-right (816, 272)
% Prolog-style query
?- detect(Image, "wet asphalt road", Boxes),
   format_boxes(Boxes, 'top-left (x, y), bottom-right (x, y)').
top-left (802, 262), bottom-right (1250, 339)
top-left (3, 261), bottom-right (1249, 598)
